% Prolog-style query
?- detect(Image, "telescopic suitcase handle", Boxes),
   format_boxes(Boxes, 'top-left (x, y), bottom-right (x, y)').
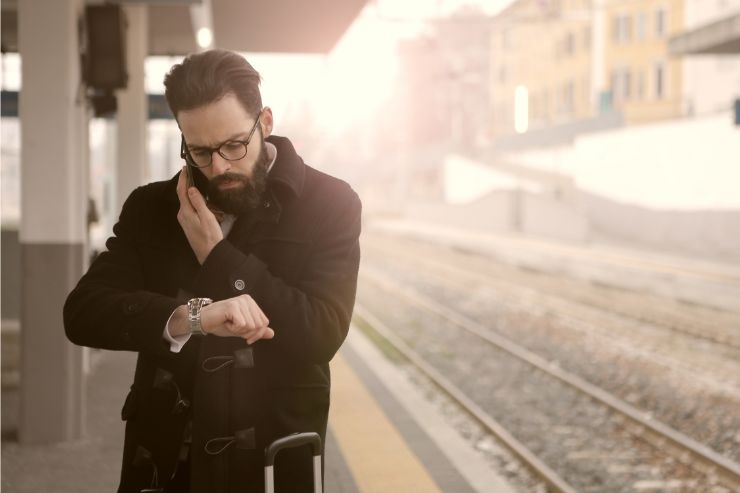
top-left (264, 432), bottom-right (322, 493)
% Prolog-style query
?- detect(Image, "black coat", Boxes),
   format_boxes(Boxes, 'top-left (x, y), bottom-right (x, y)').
top-left (64, 136), bottom-right (362, 493)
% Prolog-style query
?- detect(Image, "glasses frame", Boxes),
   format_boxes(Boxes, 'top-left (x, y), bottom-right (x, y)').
top-left (180, 111), bottom-right (262, 169)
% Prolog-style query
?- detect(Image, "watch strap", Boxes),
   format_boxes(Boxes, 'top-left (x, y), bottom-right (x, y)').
top-left (187, 298), bottom-right (213, 335)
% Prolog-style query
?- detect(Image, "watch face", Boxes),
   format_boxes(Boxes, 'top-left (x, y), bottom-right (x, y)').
top-left (188, 298), bottom-right (213, 315)
top-left (187, 298), bottom-right (212, 330)
top-left (188, 300), bottom-right (200, 320)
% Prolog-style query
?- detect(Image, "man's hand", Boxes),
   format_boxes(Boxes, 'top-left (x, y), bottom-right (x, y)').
top-left (176, 167), bottom-right (223, 264)
top-left (200, 294), bottom-right (275, 344)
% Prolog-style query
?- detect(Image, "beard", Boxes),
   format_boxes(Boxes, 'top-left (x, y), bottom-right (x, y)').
top-left (207, 140), bottom-right (270, 216)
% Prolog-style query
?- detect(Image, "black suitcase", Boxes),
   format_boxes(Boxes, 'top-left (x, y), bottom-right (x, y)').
top-left (264, 432), bottom-right (323, 493)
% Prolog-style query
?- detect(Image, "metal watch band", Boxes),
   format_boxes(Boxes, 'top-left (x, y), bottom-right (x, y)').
top-left (187, 297), bottom-right (213, 335)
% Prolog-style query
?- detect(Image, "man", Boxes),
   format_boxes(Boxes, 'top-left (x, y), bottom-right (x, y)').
top-left (64, 49), bottom-right (361, 492)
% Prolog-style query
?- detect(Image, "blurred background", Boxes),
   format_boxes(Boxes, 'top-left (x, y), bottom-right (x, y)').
top-left (3, 0), bottom-right (739, 262)
top-left (1, 0), bottom-right (740, 491)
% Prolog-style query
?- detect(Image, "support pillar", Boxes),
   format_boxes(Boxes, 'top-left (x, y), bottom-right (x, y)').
top-left (116, 4), bottom-right (149, 211)
top-left (18, 0), bottom-right (88, 444)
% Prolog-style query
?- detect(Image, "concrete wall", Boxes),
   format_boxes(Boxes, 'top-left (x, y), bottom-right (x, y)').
top-left (521, 193), bottom-right (589, 242)
top-left (402, 181), bottom-right (738, 261)
top-left (509, 111), bottom-right (740, 210)
top-left (404, 191), bottom-right (515, 232)
top-left (579, 191), bottom-right (740, 262)
top-left (403, 188), bottom-right (590, 243)
top-left (400, 110), bottom-right (740, 259)
top-left (492, 111), bottom-right (740, 259)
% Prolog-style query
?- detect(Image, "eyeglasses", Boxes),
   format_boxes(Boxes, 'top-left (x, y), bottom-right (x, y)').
top-left (180, 111), bottom-right (262, 168)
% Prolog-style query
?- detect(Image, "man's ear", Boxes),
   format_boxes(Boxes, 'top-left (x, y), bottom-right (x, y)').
top-left (260, 107), bottom-right (274, 137)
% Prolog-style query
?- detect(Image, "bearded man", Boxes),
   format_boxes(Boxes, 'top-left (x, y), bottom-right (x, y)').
top-left (64, 49), bottom-right (361, 493)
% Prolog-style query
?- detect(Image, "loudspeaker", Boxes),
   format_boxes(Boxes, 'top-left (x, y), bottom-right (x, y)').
top-left (83, 5), bottom-right (128, 91)
top-left (90, 91), bottom-right (118, 118)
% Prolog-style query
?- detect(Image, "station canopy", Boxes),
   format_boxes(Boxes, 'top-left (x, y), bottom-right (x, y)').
top-left (669, 12), bottom-right (740, 55)
top-left (1, 0), bottom-right (369, 55)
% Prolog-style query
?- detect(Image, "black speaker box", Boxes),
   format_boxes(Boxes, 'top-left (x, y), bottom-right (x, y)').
top-left (91, 91), bottom-right (118, 118)
top-left (83, 5), bottom-right (128, 91)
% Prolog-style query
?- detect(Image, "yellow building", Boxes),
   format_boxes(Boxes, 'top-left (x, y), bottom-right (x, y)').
top-left (490, 0), bottom-right (594, 136)
top-left (490, 0), bottom-right (685, 138)
top-left (604, 0), bottom-right (684, 123)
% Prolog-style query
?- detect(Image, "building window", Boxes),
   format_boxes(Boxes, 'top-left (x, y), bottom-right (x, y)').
top-left (613, 17), bottom-right (620, 43)
top-left (656, 7), bottom-right (667, 38)
top-left (623, 69), bottom-right (632, 100)
top-left (637, 69), bottom-right (645, 100)
top-left (565, 32), bottom-right (574, 55)
top-left (613, 14), bottom-right (632, 44)
top-left (637, 12), bottom-right (647, 40)
top-left (610, 68), bottom-right (632, 103)
top-left (559, 80), bottom-right (575, 115)
top-left (611, 70), bottom-right (619, 102)
top-left (654, 61), bottom-right (665, 99)
top-left (583, 26), bottom-right (591, 49)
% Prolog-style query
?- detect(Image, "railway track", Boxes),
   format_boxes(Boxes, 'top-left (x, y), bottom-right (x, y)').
top-left (369, 223), bottom-right (740, 314)
top-left (365, 235), bottom-right (740, 350)
top-left (355, 268), bottom-right (740, 492)
top-left (363, 238), bottom-right (740, 404)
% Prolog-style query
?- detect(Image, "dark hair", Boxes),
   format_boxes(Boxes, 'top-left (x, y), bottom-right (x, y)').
top-left (163, 49), bottom-right (262, 119)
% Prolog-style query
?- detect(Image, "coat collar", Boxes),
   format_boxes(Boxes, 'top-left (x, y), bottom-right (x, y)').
top-left (265, 135), bottom-right (305, 202)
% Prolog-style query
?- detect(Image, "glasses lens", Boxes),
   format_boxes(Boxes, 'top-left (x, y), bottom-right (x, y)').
top-left (219, 142), bottom-right (248, 161)
top-left (189, 149), bottom-right (212, 167)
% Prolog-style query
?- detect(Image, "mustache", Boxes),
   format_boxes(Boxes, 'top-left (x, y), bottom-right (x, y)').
top-left (210, 172), bottom-right (251, 186)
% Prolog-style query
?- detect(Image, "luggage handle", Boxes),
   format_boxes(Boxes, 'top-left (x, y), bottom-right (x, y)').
top-left (264, 432), bottom-right (322, 493)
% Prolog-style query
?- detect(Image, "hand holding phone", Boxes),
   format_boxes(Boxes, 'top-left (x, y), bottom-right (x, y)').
top-left (177, 167), bottom-right (223, 263)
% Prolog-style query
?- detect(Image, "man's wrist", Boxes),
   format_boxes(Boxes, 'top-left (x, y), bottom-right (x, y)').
top-left (168, 305), bottom-right (190, 337)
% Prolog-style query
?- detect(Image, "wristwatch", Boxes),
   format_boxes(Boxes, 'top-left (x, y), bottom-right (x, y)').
top-left (187, 298), bottom-right (213, 335)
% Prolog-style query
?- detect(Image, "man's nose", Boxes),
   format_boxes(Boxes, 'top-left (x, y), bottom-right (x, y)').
top-left (211, 153), bottom-right (231, 175)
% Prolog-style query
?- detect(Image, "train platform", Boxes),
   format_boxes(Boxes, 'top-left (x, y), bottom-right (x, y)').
top-left (368, 218), bottom-right (740, 314)
top-left (1, 325), bottom-right (512, 493)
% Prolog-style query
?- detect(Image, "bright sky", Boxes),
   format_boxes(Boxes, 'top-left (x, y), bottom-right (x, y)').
top-left (143, 0), bottom-right (514, 136)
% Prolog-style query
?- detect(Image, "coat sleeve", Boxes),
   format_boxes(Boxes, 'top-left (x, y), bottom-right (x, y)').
top-left (63, 186), bottom-right (181, 358)
top-left (191, 188), bottom-right (362, 364)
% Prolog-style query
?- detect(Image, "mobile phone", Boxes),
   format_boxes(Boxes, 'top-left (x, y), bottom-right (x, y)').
top-left (181, 134), bottom-right (209, 197)
top-left (185, 165), bottom-right (209, 197)
top-left (185, 163), bottom-right (195, 188)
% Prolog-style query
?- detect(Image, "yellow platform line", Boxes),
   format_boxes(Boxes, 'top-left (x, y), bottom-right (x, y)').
top-left (329, 351), bottom-right (443, 493)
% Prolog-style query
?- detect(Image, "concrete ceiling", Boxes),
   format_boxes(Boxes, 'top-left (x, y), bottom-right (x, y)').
top-left (1, 0), bottom-right (369, 55)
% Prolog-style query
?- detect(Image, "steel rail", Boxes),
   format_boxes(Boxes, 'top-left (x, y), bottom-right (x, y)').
top-left (359, 268), bottom-right (740, 491)
top-left (353, 303), bottom-right (579, 493)
top-left (365, 238), bottom-right (740, 350)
